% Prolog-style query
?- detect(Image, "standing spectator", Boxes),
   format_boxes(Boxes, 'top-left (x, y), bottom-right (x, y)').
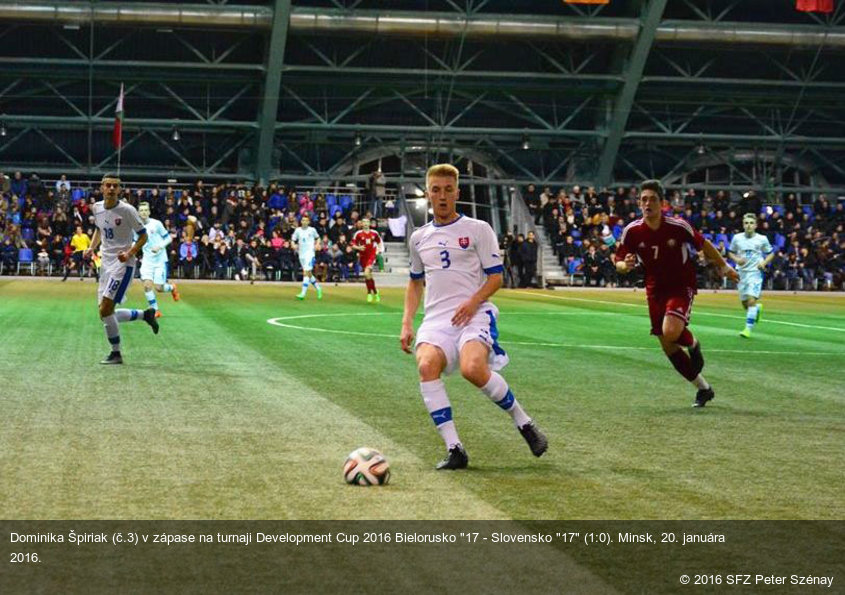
top-left (55, 174), bottom-right (71, 195)
top-left (741, 191), bottom-right (762, 217)
top-left (583, 244), bottom-right (602, 287)
top-left (518, 231), bottom-right (538, 288)
top-left (10, 171), bottom-right (27, 201)
top-left (524, 184), bottom-right (540, 224)
top-left (369, 170), bottom-right (386, 217)
top-left (783, 193), bottom-right (800, 216)
top-left (511, 233), bottom-right (525, 287)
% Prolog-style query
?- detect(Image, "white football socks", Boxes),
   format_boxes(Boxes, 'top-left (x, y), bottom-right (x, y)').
top-left (480, 372), bottom-right (531, 428)
top-left (102, 314), bottom-right (120, 352)
top-left (115, 309), bottom-right (141, 323)
top-left (746, 305), bottom-right (759, 330)
top-left (144, 290), bottom-right (158, 310)
top-left (420, 379), bottom-right (460, 449)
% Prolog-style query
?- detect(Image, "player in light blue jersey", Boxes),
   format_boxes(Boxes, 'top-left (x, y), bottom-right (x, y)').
top-left (291, 215), bottom-right (322, 300)
top-left (729, 213), bottom-right (774, 338)
top-left (137, 202), bottom-right (180, 316)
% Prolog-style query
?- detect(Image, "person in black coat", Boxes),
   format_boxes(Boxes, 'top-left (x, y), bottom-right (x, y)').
top-left (518, 231), bottom-right (539, 287)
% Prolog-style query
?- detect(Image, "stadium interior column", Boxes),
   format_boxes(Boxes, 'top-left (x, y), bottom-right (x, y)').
top-left (256, 0), bottom-right (291, 185)
top-left (595, 0), bottom-right (668, 187)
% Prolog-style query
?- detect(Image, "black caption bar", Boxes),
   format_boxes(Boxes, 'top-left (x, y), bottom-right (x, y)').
top-left (2, 521), bottom-right (842, 593)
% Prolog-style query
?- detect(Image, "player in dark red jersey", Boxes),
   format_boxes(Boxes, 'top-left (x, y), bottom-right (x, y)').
top-left (615, 180), bottom-right (739, 407)
top-left (351, 217), bottom-right (383, 302)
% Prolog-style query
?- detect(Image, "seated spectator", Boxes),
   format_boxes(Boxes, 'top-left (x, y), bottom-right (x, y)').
top-left (179, 236), bottom-right (198, 278)
top-left (0, 237), bottom-right (17, 272)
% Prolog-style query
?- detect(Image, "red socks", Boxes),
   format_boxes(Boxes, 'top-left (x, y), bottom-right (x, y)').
top-left (668, 349), bottom-right (697, 381)
top-left (365, 278), bottom-right (376, 293)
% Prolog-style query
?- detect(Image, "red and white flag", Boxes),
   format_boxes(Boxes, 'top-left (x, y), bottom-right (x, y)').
top-left (112, 83), bottom-right (124, 150)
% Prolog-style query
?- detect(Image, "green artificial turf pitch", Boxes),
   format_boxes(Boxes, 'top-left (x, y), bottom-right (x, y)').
top-left (1, 279), bottom-right (842, 520)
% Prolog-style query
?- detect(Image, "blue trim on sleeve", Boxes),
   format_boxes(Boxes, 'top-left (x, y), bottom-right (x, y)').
top-left (136, 228), bottom-right (146, 234)
top-left (483, 264), bottom-right (504, 275)
top-left (410, 271), bottom-right (425, 280)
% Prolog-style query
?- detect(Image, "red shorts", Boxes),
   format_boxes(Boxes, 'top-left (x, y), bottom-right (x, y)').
top-left (359, 253), bottom-right (376, 269)
top-left (647, 289), bottom-right (694, 336)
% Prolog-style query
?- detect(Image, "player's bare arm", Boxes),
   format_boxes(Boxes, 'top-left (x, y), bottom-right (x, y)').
top-left (451, 272), bottom-right (502, 327)
top-left (760, 251), bottom-right (775, 270)
top-left (119, 232), bottom-right (147, 263)
top-left (400, 278), bottom-right (424, 353)
top-left (703, 239), bottom-right (739, 282)
top-left (85, 229), bottom-right (101, 260)
top-left (728, 250), bottom-right (747, 265)
top-left (154, 231), bottom-right (173, 254)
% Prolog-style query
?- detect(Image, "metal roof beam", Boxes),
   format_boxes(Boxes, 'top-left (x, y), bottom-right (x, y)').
top-left (3, 5), bottom-right (845, 49)
top-left (255, 0), bottom-right (290, 184)
top-left (596, 0), bottom-right (667, 187)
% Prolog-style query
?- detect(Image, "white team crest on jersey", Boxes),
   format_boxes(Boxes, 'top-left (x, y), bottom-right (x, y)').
top-left (667, 238), bottom-right (676, 247)
top-left (459, 237), bottom-right (470, 249)
top-left (638, 242), bottom-right (645, 248)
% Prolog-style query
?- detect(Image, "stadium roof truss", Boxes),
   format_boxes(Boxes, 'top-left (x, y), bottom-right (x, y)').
top-left (0, 0), bottom-right (844, 194)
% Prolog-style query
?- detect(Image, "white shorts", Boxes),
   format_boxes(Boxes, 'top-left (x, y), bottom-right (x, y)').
top-left (140, 260), bottom-right (168, 285)
top-left (415, 307), bottom-right (509, 375)
top-left (98, 259), bottom-right (135, 305)
top-left (738, 272), bottom-right (764, 300)
top-left (299, 254), bottom-right (316, 271)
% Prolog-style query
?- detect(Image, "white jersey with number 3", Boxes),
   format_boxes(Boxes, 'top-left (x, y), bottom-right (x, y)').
top-left (409, 215), bottom-right (504, 326)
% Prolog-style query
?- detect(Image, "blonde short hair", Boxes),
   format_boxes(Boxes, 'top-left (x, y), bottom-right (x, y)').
top-left (426, 163), bottom-right (459, 186)
top-left (743, 213), bottom-right (757, 223)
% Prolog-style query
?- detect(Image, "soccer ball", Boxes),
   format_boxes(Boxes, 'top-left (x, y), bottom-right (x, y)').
top-left (343, 447), bottom-right (390, 486)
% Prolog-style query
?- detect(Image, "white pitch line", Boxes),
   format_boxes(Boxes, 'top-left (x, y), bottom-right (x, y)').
top-left (266, 314), bottom-right (843, 355)
top-left (523, 291), bottom-right (845, 333)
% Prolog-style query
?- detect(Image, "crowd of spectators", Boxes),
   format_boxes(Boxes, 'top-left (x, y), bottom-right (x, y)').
top-left (0, 171), bottom-right (397, 283)
top-left (2, 170), bottom-right (843, 291)
top-left (522, 183), bottom-right (845, 290)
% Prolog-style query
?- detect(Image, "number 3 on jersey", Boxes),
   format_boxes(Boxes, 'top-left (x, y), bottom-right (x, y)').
top-left (439, 249), bottom-right (451, 269)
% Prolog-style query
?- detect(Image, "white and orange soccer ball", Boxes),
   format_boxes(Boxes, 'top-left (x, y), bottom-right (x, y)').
top-left (343, 447), bottom-right (390, 486)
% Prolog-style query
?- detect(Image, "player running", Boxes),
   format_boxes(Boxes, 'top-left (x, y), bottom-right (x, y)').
top-left (84, 174), bottom-right (159, 365)
top-left (137, 202), bottom-right (180, 316)
top-left (615, 180), bottom-right (739, 408)
top-left (728, 214), bottom-right (774, 338)
top-left (291, 215), bottom-right (322, 300)
top-left (351, 217), bottom-right (383, 302)
top-left (400, 163), bottom-right (547, 470)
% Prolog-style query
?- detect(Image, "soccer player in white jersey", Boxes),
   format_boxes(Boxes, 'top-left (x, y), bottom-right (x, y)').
top-left (729, 213), bottom-right (774, 338)
top-left (83, 174), bottom-right (159, 364)
top-left (137, 202), bottom-right (180, 317)
top-left (291, 215), bottom-right (322, 300)
top-left (400, 163), bottom-right (547, 470)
